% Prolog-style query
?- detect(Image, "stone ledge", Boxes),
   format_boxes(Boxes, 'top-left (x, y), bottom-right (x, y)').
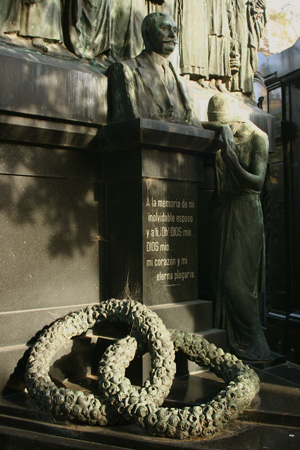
top-left (101, 118), bottom-right (224, 153)
top-left (0, 113), bottom-right (101, 149)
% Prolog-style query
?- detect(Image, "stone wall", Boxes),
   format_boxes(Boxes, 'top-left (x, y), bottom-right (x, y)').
top-left (0, 44), bottom-right (106, 393)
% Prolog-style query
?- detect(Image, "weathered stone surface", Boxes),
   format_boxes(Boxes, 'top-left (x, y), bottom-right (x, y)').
top-left (0, 44), bottom-right (107, 124)
top-left (0, 114), bottom-right (101, 150)
top-left (0, 175), bottom-right (100, 315)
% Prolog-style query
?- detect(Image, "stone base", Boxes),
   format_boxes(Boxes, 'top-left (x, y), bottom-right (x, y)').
top-left (150, 300), bottom-right (213, 332)
top-left (0, 363), bottom-right (300, 449)
top-left (246, 352), bottom-right (286, 370)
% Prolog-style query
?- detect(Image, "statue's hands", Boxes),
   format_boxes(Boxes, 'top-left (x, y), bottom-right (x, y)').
top-left (222, 142), bottom-right (239, 170)
top-left (220, 125), bottom-right (239, 169)
top-left (220, 125), bottom-right (235, 149)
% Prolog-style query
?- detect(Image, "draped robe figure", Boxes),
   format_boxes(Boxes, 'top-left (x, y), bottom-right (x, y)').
top-left (246, 0), bottom-right (267, 93)
top-left (66, 0), bottom-right (111, 59)
top-left (110, 0), bottom-right (146, 60)
top-left (176, 0), bottom-right (208, 82)
top-left (207, 94), bottom-right (272, 361)
top-left (207, 0), bottom-right (233, 83)
top-left (230, 0), bottom-right (248, 93)
top-left (230, 0), bottom-right (267, 96)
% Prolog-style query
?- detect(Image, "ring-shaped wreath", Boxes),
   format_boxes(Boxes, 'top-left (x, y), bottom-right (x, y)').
top-left (25, 299), bottom-right (176, 426)
top-left (98, 329), bottom-right (260, 439)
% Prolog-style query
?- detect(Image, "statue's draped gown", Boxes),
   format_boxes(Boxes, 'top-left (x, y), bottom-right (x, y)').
top-left (210, 124), bottom-right (272, 361)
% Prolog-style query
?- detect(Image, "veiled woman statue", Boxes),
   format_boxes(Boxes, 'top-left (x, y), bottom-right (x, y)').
top-left (205, 93), bottom-right (272, 361)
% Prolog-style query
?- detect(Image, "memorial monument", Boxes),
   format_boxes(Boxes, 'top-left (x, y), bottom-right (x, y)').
top-left (103, 10), bottom-right (271, 363)
top-left (102, 12), bottom-right (222, 349)
top-left (0, 1), bottom-right (279, 446)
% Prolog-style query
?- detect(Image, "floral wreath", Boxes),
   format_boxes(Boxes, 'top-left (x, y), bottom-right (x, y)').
top-left (25, 299), bottom-right (260, 439)
top-left (25, 299), bottom-right (176, 426)
top-left (98, 329), bottom-right (260, 439)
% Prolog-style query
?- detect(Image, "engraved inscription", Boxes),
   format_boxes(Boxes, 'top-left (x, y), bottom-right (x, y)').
top-left (143, 179), bottom-right (198, 304)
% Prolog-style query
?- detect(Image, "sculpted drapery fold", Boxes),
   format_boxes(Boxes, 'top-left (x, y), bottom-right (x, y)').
top-left (0, 1), bottom-right (267, 95)
top-left (0, 0), bottom-right (21, 33)
top-left (20, 0), bottom-right (64, 42)
top-left (176, 0), bottom-right (208, 80)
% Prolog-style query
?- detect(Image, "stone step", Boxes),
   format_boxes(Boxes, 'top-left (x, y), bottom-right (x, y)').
top-left (88, 299), bottom-right (214, 340)
top-left (48, 304), bottom-right (226, 384)
top-left (46, 299), bottom-right (225, 385)
top-left (150, 299), bottom-right (213, 333)
top-left (1, 364), bottom-right (300, 450)
top-left (66, 328), bottom-right (226, 384)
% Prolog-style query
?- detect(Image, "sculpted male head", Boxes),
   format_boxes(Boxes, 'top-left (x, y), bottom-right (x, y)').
top-left (141, 13), bottom-right (177, 58)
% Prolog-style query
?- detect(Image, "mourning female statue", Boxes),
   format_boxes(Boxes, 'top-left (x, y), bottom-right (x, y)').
top-left (205, 93), bottom-right (271, 361)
